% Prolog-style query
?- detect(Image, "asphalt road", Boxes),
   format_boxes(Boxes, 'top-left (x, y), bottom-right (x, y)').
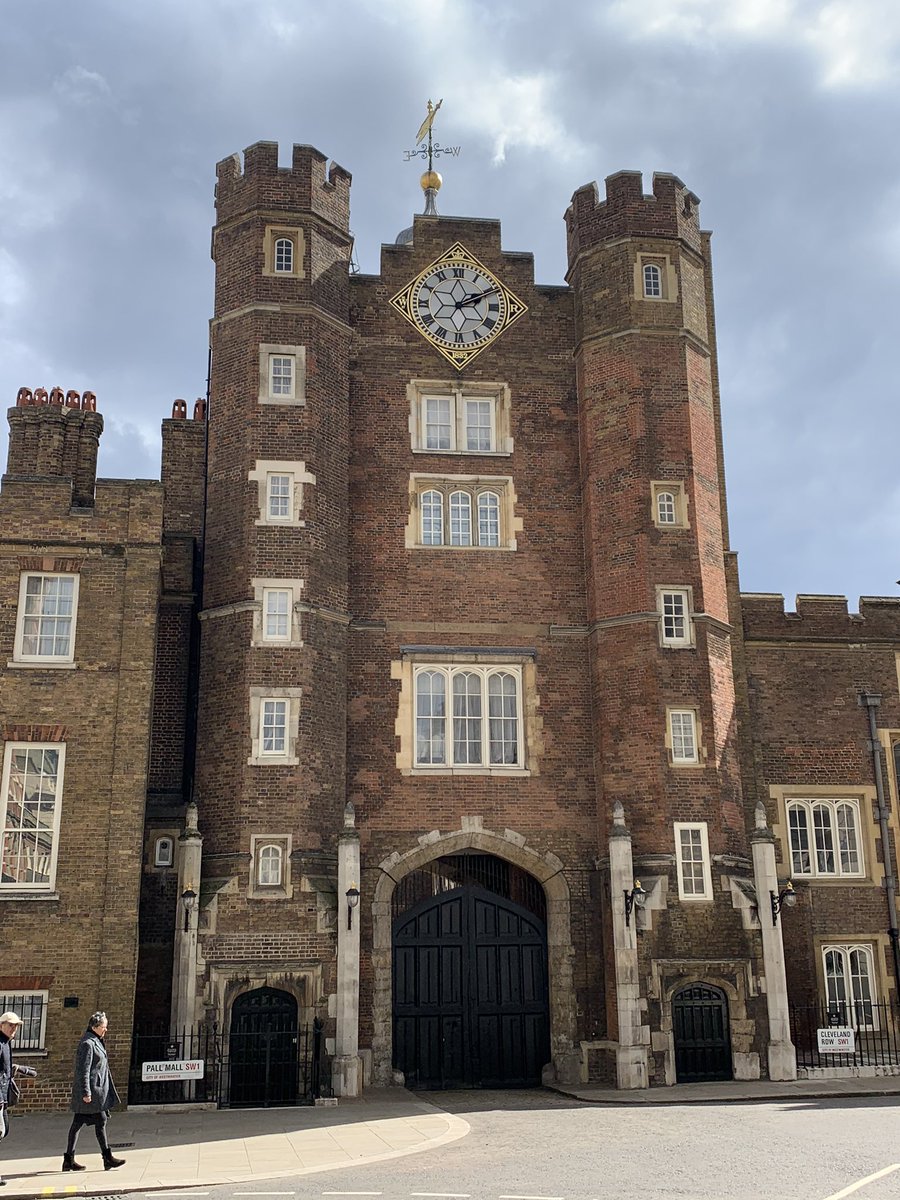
top-left (137, 1089), bottom-right (900, 1200)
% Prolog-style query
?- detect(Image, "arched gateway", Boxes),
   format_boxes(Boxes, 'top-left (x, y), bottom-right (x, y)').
top-left (371, 826), bottom-right (579, 1089)
top-left (392, 853), bottom-right (550, 1088)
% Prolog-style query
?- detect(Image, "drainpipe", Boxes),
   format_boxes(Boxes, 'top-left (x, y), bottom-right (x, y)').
top-left (858, 692), bottom-right (900, 997)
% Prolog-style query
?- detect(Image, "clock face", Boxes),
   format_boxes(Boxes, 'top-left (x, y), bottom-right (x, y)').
top-left (390, 242), bottom-right (527, 368)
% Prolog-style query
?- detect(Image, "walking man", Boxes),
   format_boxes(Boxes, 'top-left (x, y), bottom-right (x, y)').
top-left (0, 1011), bottom-right (38, 1187)
top-left (62, 1012), bottom-right (125, 1172)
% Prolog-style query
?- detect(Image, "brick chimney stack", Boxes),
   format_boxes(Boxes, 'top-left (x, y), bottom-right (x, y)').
top-left (5, 387), bottom-right (104, 508)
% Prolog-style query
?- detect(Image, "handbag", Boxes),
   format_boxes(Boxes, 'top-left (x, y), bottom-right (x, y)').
top-left (7, 1078), bottom-right (21, 1105)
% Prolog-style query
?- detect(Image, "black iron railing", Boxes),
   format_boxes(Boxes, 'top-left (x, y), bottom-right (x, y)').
top-left (129, 1018), bottom-right (330, 1107)
top-left (789, 1000), bottom-right (900, 1069)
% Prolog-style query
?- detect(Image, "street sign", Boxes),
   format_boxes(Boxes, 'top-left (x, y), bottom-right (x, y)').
top-left (141, 1058), bottom-right (205, 1081)
top-left (816, 1026), bottom-right (855, 1053)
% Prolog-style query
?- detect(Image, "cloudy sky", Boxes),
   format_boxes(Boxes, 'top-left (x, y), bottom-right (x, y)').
top-left (2, 0), bottom-right (898, 605)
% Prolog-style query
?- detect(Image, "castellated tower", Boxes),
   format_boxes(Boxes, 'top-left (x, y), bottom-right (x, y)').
top-left (566, 174), bottom-right (777, 1086)
top-left (191, 144), bottom-right (353, 1035)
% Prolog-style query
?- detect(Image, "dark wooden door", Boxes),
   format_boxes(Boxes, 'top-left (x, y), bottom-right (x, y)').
top-left (672, 983), bottom-right (733, 1082)
top-left (228, 987), bottom-right (298, 1106)
top-left (393, 884), bottom-right (549, 1088)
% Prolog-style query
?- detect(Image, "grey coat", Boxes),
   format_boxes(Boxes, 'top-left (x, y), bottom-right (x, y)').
top-left (70, 1030), bottom-right (120, 1114)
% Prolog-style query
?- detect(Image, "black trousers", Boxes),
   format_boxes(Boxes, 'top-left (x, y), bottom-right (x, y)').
top-left (65, 1111), bottom-right (110, 1154)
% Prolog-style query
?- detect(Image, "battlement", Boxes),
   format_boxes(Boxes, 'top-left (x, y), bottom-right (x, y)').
top-left (565, 170), bottom-right (702, 264)
top-left (740, 592), bottom-right (900, 641)
top-left (214, 141), bottom-right (351, 231)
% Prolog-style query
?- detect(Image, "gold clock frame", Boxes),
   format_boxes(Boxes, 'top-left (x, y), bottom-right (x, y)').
top-left (389, 241), bottom-right (528, 369)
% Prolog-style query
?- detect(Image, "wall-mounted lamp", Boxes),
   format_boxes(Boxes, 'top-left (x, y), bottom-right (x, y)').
top-left (181, 884), bottom-right (198, 933)
top-left (346, 884), bottom-right (360, 931)
top-left (624, 880), bottom-right (647, 928)
top-left (770, 880), bottom-right (796, 926)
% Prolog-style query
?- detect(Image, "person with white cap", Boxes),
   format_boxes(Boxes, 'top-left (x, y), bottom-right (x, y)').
top-left (0, 1011), bottom-right (38, 1186)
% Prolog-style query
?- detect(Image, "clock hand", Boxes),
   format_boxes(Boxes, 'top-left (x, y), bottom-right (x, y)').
top-left (455, 287), bottom-right (499, 308)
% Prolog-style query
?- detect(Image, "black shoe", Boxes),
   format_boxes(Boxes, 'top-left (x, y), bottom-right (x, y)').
top-left (62, 1154), bottom-right (86, 1171)
top-left (102, 1154), bottom-right (125, 1170)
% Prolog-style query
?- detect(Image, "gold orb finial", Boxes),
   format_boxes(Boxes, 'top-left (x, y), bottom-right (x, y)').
top-left (421, 169), bottom-right (442, 192)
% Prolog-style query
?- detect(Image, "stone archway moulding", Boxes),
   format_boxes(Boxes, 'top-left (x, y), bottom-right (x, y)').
top-left (369, 820), bottom-right (581, 1086)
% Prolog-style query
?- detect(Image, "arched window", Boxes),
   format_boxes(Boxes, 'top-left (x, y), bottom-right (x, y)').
top-left (154, 837), bottom-right (174, 868)
top-left (787, 799), bottom-right (862, 877)
top-left (823, 944), bottom-right (877, 1029)
top-left (643, 262), bottom-right (662, 298)
top-left (274, 237), bottom-right (294, 274)
top-left (477, 491), bottom-right (500, 546)
top-left (656, 490), bottom-right (676, 525)
top-left (414, 666), bottom-right (523, 769)
top-left (258, 843), bottom-right (283, 887)
top-left (421, 490), bottom-right (443, 545)
top-left (449, 491), bottom-right (472, 545)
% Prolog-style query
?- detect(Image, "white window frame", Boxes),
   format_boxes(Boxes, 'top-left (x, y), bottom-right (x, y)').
top-left (250, 578), bottom-right (304, 648)
top-left (667, 708), bottom-right (700, 766)
top-left (257, 842), bottom-right (283, 887)
top-left (273, 236), bottom-right (294, 274)
top-left (153, 836), bottom-right (175, 868)
top-left (249, 459), bottom-right (315, 527)
top-left (258, 344), bottom-right (306, 406)
top-left (266, 473), bottom-right (293, 522)
top-left (658, 587), bottom-right (693, 647)
top-left (409, 380), bottom-right (513, 456)
top-left (248, 689), bottom-right (301, 765)
top-left (0, 742), bottom-right (66, 893)
top-left (262, 588), bottom-right (292, 643)
top-left (14, 572), bottom-right (79, 665)
top-left (651, 481), bottom-right (688, 529)
top-left (822, 943), bottom-right (879, 1030)
top-left (0, 990), bottom-right (48, 1051)
top-left (787, 798), bottom-right (864, 879)
top-left (249, 833), bottom-right (293, 899)
top-left (413, 664), bottom-right (524, 772)
top-left (674, 822), bottom-right (713, 900)
top-left (410, 475), bottom-right (518, 550)
top-left (643, 262), bottom-right (662, 298)
top-left (269, 354), bottom-right (295, 400)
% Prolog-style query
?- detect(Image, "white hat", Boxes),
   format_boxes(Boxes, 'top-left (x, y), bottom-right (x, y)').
top-left (0, 1012), bottom-right (23, 1025)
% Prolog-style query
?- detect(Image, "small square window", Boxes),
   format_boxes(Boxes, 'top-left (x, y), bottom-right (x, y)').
top-left (248, 689), bottom-right (300, 765)
top-left (668, 709), bottom-right (699, 765)
top-left (258, 344), bottom-right (305, 406)
top-left (651, 482), bottom-right (688, 529)
top-left (0, 991), bottom-right (47, 1050)
top-left (261, 699), bottom-right (287, 754)
top-left (249, 834), bottom-right (292, 899)
top-left (269, 356), bottom-right (294, 399)
top-left (263, 227), bottom-right (305, 279)
top-left (635, 254), bottom-right (676, 302)
top-left (14, 573), bottom-right (79, 663)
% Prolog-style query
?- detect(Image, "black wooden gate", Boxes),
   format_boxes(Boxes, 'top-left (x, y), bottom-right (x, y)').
top-left (226, 987), bottom-right (299, 1107)
top-left (393, 864), bottom-right (549, 1089)
top-left (672, 983), bottom-right (733, 1082)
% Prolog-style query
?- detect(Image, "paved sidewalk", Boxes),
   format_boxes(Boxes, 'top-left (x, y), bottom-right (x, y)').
top-left (548, 1074), bottom-right (900, 1104)
top-left (0, 1090), bottom-right (469, 1198)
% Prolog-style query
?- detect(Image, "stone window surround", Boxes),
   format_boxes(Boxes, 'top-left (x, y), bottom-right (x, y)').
top-left (263, 224), bottom-right (306, 279)
top-left (153, 835), bottom-right (175, 868)
top-left (814, 935), bottom-right (889, 1017)
top-left (665, 706), bottom-right (705, 767)
top-left (249, 459), bottom-right (316, 527)
top-left (656, 584), bottom-right (695, 648)
top-left (634, 251), bottom-right (678, 303)
top-left (258, 344), bottom-right (306, 406)
top-left (249, 833), bottom-right (293, 899)
top-left (651, 480), bottom-right (689, 530)
top-left (0, 741), bottom-right (66, 894)
top-left (673, 821), bottom-right (713, 901)
top-left (11, 571), bottom-right (80, 668)
top-left (392, 650), bottom-right (539, 777)
top-left (408, 378), bottom-right (513, 456)
top-left (248, 687), bottom-right (301, 766)
top-left (250, 577), bottom-right (305, 648)
top-left (769, 783), bottom-right (879, 887)
top-left (405, 473), bottom-right (521, 551)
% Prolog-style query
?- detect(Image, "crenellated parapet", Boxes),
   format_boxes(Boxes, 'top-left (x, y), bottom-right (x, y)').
top-left (740, 592), bottom-right (900, 641)
top-left (565, 170), bottom-right (702, 263)
top-left (214, 141), bottom-right (351, 232)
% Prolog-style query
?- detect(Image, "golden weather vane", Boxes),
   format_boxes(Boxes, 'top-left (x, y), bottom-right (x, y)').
top-left (403, 99), bottom-right (461, 216)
